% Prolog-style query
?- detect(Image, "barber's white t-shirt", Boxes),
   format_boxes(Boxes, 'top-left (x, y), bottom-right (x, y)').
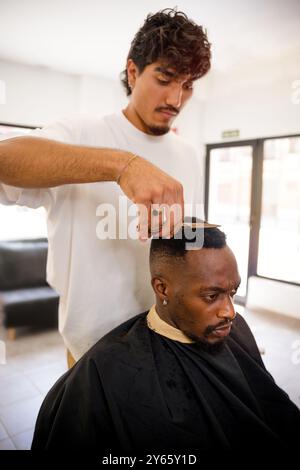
top-left (0, 111), bottom-right (203, 359)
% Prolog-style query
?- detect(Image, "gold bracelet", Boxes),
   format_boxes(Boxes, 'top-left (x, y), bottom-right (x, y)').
top-left (116, 154), bottom-right (138, 185)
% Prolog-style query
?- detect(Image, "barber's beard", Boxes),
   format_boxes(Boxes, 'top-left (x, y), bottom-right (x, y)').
top-left (148, 125), bottom-right (170, 136)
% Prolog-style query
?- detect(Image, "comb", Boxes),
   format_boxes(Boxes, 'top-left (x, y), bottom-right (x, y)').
top-left (182, 221), bottom-right (221, 229)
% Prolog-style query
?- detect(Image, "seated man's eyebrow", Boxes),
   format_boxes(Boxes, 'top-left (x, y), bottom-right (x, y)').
top-left (200, 286), bottom-right (227, 293)
top-left (200, 282), bottom-right (241, 293)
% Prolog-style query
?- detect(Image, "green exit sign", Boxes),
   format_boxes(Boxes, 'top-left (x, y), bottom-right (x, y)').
top-left (222, 129), bottom-right (240, 139)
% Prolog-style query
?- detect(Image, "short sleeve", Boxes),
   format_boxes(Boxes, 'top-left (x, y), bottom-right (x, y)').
top-left (30, 118), bottom-right (82, 144)
top-left (0, 183), bottom-right (52, 209)
top-left (0, 118), bottom-right (82, 209)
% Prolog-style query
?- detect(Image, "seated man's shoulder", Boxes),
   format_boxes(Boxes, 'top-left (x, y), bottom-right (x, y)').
top-left (230, 312), bottom-right (265, 366)
top-left (84, 311), bottom-right (149, 364)
top-left (231, 312), bottom-right (254, 341)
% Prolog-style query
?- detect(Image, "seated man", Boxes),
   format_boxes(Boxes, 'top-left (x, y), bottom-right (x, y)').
top-left (31, 221), bottom-right (300, 451)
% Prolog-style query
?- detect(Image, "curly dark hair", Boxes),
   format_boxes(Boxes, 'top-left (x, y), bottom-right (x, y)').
top-left (120, 8), bottom-right (211, 96)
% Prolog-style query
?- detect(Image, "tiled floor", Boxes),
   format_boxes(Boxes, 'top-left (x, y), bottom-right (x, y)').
top-left (0, 328), bottom-right (66, 450)
top-left (0, 306), bottom-right (299, 450)
top-left (240, 306), bottom-right (300, 407)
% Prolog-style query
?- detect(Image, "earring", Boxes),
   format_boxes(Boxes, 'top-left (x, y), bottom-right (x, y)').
top-left (163, 299), bottom-right (168, 306)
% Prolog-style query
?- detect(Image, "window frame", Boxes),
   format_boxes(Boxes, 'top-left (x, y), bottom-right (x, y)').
top-left (205, 133), bottom-right (300, 305)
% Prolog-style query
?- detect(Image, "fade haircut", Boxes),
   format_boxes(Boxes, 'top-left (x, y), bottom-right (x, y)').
top-left (150, 217), bottom-right (226, 269)
top-left (121, 8), bottom-right (211, 96)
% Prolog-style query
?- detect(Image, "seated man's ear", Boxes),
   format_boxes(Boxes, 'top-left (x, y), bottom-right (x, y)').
top-left (151, 276), bottom-right (169, 301)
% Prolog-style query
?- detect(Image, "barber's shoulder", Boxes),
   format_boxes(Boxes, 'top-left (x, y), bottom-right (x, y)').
top-left (30, 115), bottom-right (107, 147)
top-left (77, 113), bottom-right (120, 146)
top-left (30, 113), bottom-right (114, 145)
top-left (29, 116), bottom-right (82, 144)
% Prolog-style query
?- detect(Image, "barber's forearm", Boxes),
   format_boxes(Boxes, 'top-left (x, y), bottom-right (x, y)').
top-left (0, 135), bottom-right (186, 239)
top-left (0, 136), bottom-right (131, 188)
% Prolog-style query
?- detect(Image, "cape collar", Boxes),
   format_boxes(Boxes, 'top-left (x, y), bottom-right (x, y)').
top-left (146, 305), bottom-right (195, 344)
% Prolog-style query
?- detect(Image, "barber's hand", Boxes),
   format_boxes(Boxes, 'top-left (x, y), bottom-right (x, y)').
top-left (118, 155), bottom-right (184, 240)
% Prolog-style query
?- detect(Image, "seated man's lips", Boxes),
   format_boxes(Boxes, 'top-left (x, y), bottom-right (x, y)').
top-left (211, 323), bottom-right (232, 338)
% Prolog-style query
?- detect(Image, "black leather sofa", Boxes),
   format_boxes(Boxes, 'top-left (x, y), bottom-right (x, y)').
top-left (0, 238), bottom-right (59, 339)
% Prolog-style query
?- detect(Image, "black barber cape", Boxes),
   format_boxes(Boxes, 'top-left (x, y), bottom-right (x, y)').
top-left (31, 312), bottom-right (300, 452)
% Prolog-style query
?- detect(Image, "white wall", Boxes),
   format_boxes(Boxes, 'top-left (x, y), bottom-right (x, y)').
top-left (200, 49), bottom-right (300, 142)
top-left (0, 60), bottom-right (78, 126)
top-left (78, 74), bottom-right (126, 117)
top-left (0, 60), bottom-right (125, 127)
top-left (247, 276), bottom-right (300, 320)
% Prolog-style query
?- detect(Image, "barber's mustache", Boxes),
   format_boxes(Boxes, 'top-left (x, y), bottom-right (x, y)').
top-left (156, 106), bottom-right (179, 115)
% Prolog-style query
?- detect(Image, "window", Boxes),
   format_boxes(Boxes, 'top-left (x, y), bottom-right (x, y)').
top-left (207, 145), bottom-right (253, 298)
top-left (258, 137), bottom-right (300, 283)
top-left (206, 134), bottom-right (300, 304)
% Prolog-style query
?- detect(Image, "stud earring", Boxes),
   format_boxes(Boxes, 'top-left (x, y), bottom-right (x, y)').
top-left (163, 299), bottom-right (168, 306)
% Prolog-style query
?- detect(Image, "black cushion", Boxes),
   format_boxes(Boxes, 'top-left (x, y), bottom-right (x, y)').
top-left (0, 238), bottom-right (59, 330)
top-left (1, 287), bottom-right (59, 328)
top-left (0, 238), bottom-right (48, 290)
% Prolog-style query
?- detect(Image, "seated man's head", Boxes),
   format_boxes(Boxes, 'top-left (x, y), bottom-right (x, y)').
top-left (150, 219), bottom-right (241, 350)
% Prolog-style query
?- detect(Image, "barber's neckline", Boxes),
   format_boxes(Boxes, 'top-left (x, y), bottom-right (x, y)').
top-left (119, 110), bottom-right (171, 143)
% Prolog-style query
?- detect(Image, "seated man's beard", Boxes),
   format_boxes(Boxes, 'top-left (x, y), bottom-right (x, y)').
top-left (182, 330), bottom-right (227, 354)
top-left (148, 125), bottom-right (170, 136)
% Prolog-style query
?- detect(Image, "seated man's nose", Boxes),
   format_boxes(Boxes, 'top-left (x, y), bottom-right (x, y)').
top-left (218, 298), bottom-right (235, 320)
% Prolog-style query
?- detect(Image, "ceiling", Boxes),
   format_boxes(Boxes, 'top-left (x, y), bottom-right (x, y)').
top-left (0, 0), bottom-right (299, 80)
